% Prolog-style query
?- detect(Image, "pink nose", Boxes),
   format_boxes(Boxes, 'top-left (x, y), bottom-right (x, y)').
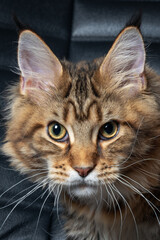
top-left (74, 167), bottom-right (94, 177)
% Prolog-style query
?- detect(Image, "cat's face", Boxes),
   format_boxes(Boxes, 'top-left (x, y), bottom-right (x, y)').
top-left (3, 27), bottom-right (160, 203)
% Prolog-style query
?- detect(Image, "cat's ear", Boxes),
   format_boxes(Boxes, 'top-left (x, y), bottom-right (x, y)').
top-left (100, 27), bottom-right (146, 96)
top-left (18, 30), bottom-right (62, 97)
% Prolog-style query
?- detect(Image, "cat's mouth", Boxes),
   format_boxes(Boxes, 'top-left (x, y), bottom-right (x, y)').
top-left (65, 181), bottom-right (99, 199)
top-left (70, 182), bottom-right (96, 189)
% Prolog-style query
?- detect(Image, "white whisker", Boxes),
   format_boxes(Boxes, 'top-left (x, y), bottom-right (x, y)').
top-left (0, 180), bottom-right (47, 230)
top-left (112, 183), bottom-right (139, 240)
top-left (108, 183), bottom-right (123, 240)
top-left (0, 170), bottom-right (48, 199)
top-left (118, 176), bottom-right (160, 225)
top-left (119, 158), bottom-right (160, 170)
top-left (120, 173), bottom-right (160, 202)
top-left (0, 179), bottom-right (46, 210)
top-left (32, 187), bottom-right (51, 240)
top-left (101, 180), bottom-right (117, 231)
top-left (137, 168), bottom-right (160, 181)
top-left (6, 176), bottom-right (46, 206)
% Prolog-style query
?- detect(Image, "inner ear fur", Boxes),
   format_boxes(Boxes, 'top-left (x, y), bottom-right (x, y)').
top-left (18, 30), bottom-right (63, 97)
top-left (99, 26), bottom-right (146, 96)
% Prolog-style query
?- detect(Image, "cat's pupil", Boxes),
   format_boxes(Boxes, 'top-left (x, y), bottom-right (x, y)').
top-left (52, 124), bottom-right (61, 136)
top-left (104, 122), bottom-right (114, 134)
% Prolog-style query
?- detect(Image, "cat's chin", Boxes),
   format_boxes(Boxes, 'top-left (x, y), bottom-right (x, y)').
top-left (67, 184), bottom-right (98, 200)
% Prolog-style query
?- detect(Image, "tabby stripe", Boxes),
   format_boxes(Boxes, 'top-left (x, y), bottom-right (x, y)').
top-left (64, 82), bottom-right (72, 98)
top-left (75, 75), bottom-right (88, 109)
top-left (87, 101), bottom-right (102, 121)
top-left (11, 142), bottom-right (46, 169)
top-left (64, 100), bottom-right (78, 121)
top-left (30, 143), bottom-right (58, 156)
top-left (90, 80), bottom-right (100, 98)
top-left (63, 106), bottom-right (69, 122)
top-left (24, 123), bottom-right (44, 138)
top-left (52, 111), bottom-right (59, 117)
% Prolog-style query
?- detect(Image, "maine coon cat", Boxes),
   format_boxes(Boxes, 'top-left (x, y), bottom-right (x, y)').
top-left (2, 20), bottom-right (160, 239)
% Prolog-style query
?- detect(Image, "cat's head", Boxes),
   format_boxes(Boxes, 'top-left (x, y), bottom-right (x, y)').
top-left (3, 26), bottom-right (160, 204)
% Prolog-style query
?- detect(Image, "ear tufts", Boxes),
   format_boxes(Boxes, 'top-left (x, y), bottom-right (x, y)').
top-left (125, 11), bottom-right (142, 30)
top-left (13, 15), bottom-right (32, 34)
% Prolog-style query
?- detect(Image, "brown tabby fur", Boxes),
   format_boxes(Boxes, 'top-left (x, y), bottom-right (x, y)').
top-left (2, 24), bottom-right (160, 239)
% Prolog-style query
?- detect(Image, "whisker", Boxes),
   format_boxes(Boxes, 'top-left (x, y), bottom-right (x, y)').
top-left (0, 180), bottom-right (46, 210)
top-left (137, 168), bottom-right (160, 181)
top-left (101, 180), bottom-right (117, 231)
top-left (54, 185), bottom-right (60, 208)
top-left (106, 118), bottom-right (145, 169)
top-left (99, 183), bottom-right (103, 206)
top-left (119, 158), bottom-right (160, 170)
top-left (0, 170), bottom-right (48, 199)
top-left (117, 117), bottom-right (144, 167)
top-left (118, 176), bottom-right (160, 225)
top-left (120, 173), bottom-right (160, 202)
top-left (0, 180), bottom-right (46, 231)
top-left (100, 180), bottom-right (111, 208)
top-left (25, 179), bottom-right (49, 209)
top-left (149, 134), bottom-right (160, 140)
top-left (48, 182), bottom-right (59, 217)
top-left (5, 176), bottom-right (46, 206)
top-left (108, 183), bottom-right (123, 240)
top-left (112, 183), bottom-right (139, 240)
top-left (56, 185), bottom-right (63, 225)
top-left (138, 168), bottom-right (160, 178)
top-left (32, 187), bottom-right (51, 240)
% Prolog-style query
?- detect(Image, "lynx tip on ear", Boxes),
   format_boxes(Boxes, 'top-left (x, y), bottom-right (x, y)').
top-left (125, 11), bottom-right (142, 30)
top-left (13, 15), bottom-right (32, 34)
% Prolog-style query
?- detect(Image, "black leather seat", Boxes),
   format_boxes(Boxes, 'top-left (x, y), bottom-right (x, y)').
top-left (0, 0), bottom-right (160, 239)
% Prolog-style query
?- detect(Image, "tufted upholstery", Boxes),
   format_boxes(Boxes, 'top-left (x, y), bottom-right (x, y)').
top-left (0, 0), bottom-right (160, 239)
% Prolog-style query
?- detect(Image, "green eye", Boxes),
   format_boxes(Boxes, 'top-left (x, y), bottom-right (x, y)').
top-left (99, 121), bottom-right (119, 140)
top-left (48, 122), bottom-right (68, 141)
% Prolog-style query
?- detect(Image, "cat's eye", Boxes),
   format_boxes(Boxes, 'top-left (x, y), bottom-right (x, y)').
top-left (99, 121), bottom-right (119, 140)
top-left (48, 122), bottom-right (68, 142)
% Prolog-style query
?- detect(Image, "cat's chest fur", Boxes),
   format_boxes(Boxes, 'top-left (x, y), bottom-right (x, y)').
top-left (64, 197), bottom-right (160, 240)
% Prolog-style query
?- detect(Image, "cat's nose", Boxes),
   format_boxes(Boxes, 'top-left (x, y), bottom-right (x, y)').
top-left (74, 166), bottom-right (94, 178)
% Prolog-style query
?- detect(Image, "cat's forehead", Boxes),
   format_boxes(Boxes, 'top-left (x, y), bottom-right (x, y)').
top-left (48, 63), bottom-right (124, 125)
top-left (60, 60), bottom-right (102, 121)
top-left (45, 60), bottom-right (125, 125)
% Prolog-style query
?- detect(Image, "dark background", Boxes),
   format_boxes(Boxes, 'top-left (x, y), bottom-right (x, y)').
top-left (0, 0), bottom-right (160, 239)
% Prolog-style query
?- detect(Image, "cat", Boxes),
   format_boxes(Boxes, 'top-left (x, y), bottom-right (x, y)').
top-left (2, 19), bottom-right (160, 240)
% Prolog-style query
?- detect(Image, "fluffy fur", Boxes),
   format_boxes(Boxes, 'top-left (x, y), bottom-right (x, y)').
top-left (2, 24), bottom-right (160, 239)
